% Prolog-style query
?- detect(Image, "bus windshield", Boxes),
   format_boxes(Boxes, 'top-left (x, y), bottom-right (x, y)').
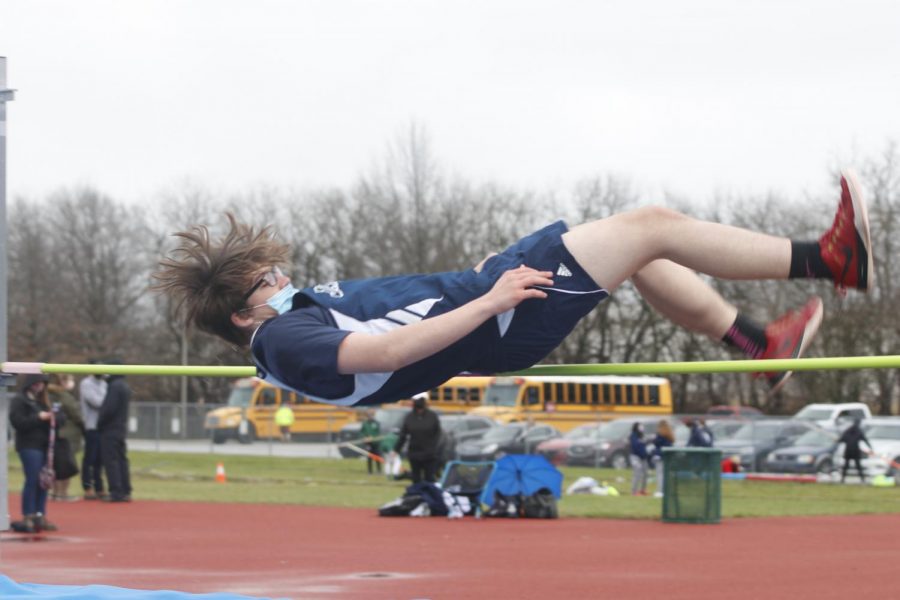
top-left (226, 387), bottom-right (254, 408)
top-left (483, 384), bottom-right (520, 407)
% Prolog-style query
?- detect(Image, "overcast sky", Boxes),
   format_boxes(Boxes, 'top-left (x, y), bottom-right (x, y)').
top-left (2, 0), bottom-right (899, 205)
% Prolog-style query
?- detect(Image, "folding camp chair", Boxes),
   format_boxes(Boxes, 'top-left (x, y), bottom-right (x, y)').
top-left (439, 460), bottom-right (497, 517)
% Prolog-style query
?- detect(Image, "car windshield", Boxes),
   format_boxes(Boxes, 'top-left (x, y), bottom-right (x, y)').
top-left (729, 422), bottom-right (784, 442)
top-left (794, 407), bottom-right (834, 421)
top-left (866, 425), bottom-right (900, 440)
top-left (376, 409), bottom-right (410, 430)
top-left (226, 387), bottom-right (254, 408)
top-left (597, 420), bottom-right (638, 440)
top-left (791, 429), bottom-right (836, 447)
top-left (708, 421), bottom-right (745, 441)
top-left (564, 424), bottom-right (599, 441)
top-left (482, 383), bottom-right (520, 407)
top-left (481, 424), bottom-right (523, 443)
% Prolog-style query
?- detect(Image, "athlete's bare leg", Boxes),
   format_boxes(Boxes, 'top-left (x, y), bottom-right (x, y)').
top-left (630, 259), bottom-right (738, 340)
top-left (561, 205), bottom-right (791, 293)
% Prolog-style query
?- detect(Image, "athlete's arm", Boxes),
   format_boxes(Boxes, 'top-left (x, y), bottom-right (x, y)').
top-left (473, 252), bottom-right (498, 273)
top-left (336, 266), bottom-right (553, 374)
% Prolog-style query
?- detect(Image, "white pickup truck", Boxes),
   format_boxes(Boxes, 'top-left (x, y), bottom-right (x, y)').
top-left (792, 402), bottom-right (872, 431)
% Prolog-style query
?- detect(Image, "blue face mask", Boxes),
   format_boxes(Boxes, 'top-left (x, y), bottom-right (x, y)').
top-left (265, 283), bottom-right (299, 315)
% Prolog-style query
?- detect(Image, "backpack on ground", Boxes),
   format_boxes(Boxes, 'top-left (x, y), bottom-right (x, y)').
top-left (522, 488), bottom-right (558, 519)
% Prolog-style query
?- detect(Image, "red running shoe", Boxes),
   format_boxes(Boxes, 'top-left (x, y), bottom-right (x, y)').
top-left (758, 297), bottom-right (824, 393)
top-left (819, 170), bottom-right (874, 293)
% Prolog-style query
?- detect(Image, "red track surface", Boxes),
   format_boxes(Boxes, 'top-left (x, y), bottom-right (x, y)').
top-left (2, 494), bottom-right (899, 599)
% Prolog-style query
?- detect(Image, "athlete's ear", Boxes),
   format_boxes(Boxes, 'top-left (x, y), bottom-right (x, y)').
top-left (231, 311), bottom-right (255, 329)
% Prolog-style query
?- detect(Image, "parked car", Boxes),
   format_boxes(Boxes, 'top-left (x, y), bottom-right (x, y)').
top-left (763, 425), bottom-right (839, 474)
top-left (337, 407), bottom-right (411, 458)
top-left (535, 423), bottom-right (605, 465)
top-left (792, 402), bottom-right (871, 432)
top-left (716, 419), bottom-right (816, 472)
top-left (705, 418), bottom-right (747, 442)
top-left (706, 405), bottom-right (764, 418)
top-left (847, 418), bottom-right (900, 477)
top-left (456, 422), bottom-right (561, 462)
top-left (565, 416), bottom-right (689, 469)
top-left (437, 414), bottom-right (498, 463)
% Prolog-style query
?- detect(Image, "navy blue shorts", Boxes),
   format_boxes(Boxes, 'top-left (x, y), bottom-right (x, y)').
top-left (478, 221), bottom-right (609, 371)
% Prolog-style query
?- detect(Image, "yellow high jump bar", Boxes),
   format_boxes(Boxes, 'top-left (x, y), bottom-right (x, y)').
top-left (2, 355), bottom-right (900, 378)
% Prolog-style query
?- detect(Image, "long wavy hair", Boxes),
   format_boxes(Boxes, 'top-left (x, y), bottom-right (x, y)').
top-left (152, 214), bottom-right (290, 347)
top-left (657, 420), bottom-right (675, 443)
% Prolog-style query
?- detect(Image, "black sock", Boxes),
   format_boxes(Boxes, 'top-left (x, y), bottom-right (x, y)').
top-left (789, 241), bottom-right (832, 279)
top-left (722, 313), bottom-right (767, 359)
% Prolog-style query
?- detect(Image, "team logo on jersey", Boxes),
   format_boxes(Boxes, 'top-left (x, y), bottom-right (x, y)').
top-left (556, 263), bottom-right (573, 277)
top-left (313, 281), bottom-right (344, 298)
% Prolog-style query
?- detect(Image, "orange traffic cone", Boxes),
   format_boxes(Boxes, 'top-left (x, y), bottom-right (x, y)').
top-left (215, 462), bottom-right (227, 484)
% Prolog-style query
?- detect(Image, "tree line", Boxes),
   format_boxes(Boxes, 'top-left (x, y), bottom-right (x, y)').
top-left (8, 131), bottom-right (900, 414)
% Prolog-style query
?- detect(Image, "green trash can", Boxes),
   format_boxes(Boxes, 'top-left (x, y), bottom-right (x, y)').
top-left (661, 448), bottom-right (721, 524)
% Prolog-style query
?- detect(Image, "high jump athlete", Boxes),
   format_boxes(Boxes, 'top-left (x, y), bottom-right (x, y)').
top-left (153, 170), bottom-right (873, 406)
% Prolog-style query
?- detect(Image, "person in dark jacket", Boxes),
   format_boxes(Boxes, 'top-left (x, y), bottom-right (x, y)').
top-left (393, 396), bottom-right (442, 483)
top-left (839, 418), bottom-right (873, 483)
top-left (629, 422), bottom-right (649, 496)
top-left (97, 371), bottom-right (133, 502)
top-left (8, 374), bottom-right (59, 532)
top-left (687, 419), bottom-right (714, 448)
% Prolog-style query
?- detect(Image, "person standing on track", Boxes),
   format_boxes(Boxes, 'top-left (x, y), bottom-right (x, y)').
top-left (97, 368), bottom-right (133, 503)
top-left (80, 365), bottom-right (108, 500)
top-left (9, 374), bottom-right (60, 532)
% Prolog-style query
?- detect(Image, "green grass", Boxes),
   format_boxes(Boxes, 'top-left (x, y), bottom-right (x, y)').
top-left (6, 451), bottom-right (899, 519)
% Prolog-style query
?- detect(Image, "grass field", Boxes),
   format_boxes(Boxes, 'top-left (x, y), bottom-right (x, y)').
top-left (6, 450), bottom-right (899, 519)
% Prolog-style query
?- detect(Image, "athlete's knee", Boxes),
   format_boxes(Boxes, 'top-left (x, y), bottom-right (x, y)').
top-left (629, 205), bottom-right (687, 227)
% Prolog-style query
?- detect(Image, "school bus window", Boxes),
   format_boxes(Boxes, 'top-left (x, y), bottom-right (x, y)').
top-left (625, 386), bottom-right (635, 405)
top-left (260, 387), bottom-right (278, 406)
top-left (442, 387), bottom-right (453, 402)
top-left (589, 384), bottom-right (600, 405)
top-left (649, 387), bottom-right (660, 406)
top-left (428, 388), bottom-right (439, 402)
top-left (469, 388), bottom-right (481, 402)
top-left (566, 383), bottom-right (578, 404)
top-left (542, 383), bottom-right (553, 403)
top-left (526, 387), bottom-right (541, 406)
top-left (458, 388), bottom-right (469, 403)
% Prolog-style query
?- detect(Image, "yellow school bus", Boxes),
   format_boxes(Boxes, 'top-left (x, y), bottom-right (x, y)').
top-left (204, 378), bottom-right (356, 443)
top-left (424, 376), bottom-right (492, 412)
top-left (469, 375), bottom-right (673, 432)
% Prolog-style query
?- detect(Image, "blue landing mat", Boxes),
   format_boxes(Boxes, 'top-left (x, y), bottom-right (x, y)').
top-left (0, 575), bottom-right (279, 600)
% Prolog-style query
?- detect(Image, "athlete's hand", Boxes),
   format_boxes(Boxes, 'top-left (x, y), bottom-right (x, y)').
top-left (483, 266), bottom-right (553, 314)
